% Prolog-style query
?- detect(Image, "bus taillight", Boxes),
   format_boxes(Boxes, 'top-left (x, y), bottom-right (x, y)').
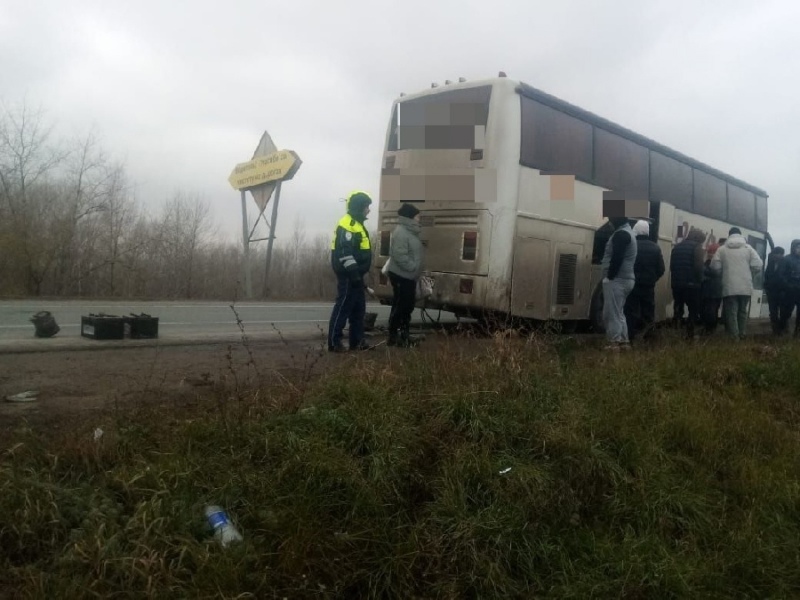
top-left (462, 231), bottom-right (477, 261)
top-left (380, 231), bottom-right (390, 256)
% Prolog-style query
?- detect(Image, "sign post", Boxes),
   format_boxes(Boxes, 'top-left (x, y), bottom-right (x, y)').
top-left (240, 189), bottom-right (252, 298)
top-left (228, 132), bottom-right (302, 299)
top-left (262, 181), bottom-right (282, 298)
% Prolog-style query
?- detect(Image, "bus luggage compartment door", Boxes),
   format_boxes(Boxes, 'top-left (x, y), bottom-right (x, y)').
top-left (511, 237), bottom-right (551, 320)
top-left (550, 243), bottom-right (585, 319)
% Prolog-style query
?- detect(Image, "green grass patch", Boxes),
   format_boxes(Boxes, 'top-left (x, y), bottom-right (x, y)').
top-left (2, 335), bottom-right (800, 598)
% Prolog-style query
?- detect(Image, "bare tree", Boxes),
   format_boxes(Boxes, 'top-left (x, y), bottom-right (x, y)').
top-left (50, 130), bottom-right (129, 294)
top-left (0, 100), bottom-right (68, 294)
top-left (148, 192), bottom-right (216, 298)
top-left (0, 99), bottom-right (66, 214)
top-left (0, 99), bottom-right (343, 301)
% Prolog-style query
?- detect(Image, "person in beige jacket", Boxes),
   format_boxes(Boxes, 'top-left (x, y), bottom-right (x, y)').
top-left (710, 227), bottom-right (763, 339)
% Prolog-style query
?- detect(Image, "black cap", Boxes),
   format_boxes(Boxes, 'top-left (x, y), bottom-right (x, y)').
top-left (398, 203), bottom-right (420, 219)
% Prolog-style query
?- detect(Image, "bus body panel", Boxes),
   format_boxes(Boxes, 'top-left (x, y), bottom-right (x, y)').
top-left (510, 215), bottom-right (594, 321)
top-left (376, 76), bottom-right (770, 326)
top-left (374, 78), bottom-right (521, 316)
top-left (655, 202), bottom-right (677, 322)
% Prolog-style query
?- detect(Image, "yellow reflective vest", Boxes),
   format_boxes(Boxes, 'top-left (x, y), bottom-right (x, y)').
top-left (330, 214), bottom-right (372, 279)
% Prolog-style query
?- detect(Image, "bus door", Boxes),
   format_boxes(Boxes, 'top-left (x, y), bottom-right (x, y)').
top-left (748, 234), bottom-right (768, 319)
top-left (649, 201), bottom-right (661, 240)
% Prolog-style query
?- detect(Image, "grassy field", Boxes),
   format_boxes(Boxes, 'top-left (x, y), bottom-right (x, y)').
top-left (2, 330), bottom-right (800, 598)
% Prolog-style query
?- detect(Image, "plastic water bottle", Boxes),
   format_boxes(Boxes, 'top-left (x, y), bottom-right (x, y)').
top-left (205, 505), bottom-right (243, 547)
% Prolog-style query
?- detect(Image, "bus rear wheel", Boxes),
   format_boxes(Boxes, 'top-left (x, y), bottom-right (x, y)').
top-left (543, 319), bottom-right (578, 334)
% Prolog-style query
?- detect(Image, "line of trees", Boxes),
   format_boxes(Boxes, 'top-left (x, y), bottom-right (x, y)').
top-left (0, 101), bottom-right (339, 301)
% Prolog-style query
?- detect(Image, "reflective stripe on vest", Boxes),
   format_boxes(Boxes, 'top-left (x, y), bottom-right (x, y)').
top-left (330, 215), bottom-right (371, 250)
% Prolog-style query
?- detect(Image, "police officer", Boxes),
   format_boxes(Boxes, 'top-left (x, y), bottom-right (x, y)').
top-left (327, 191), bottom-right (374, 352)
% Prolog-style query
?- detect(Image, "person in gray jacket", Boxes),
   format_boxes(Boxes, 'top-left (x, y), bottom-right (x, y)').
top-left (387, 203), bottom-right (424, 347)
top-left (601, 216), bottom-right (637, 350)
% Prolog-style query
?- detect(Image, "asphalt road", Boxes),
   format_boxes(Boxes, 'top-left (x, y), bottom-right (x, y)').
top-left (3, 299), bottom-right (772, 355)
top-left (0, 299), bottom-right (461, 352)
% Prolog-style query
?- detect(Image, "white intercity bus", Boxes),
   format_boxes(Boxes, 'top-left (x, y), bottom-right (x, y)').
top-left (373, 74), bottom-right (772, 330)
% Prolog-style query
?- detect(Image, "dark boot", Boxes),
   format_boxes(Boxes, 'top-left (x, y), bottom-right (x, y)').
top-left (387, 329), bottom-right (401, 347)
top-left (350, 340), bottom-right (374, 351)
top-left (399, 327), bottom-right (421, 348)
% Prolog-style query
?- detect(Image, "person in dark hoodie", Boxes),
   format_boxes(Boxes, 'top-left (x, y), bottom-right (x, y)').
top-left (387, 203), bottom-right (425, 347)
top-left (670, 228), bottom-right (706, 339)
top-left (327, 191), bottom-right (374, 353)
top-left (764, 246), bottom-right (785, 334)
top-left (624, 220), bottom-right (665, 342)
top-left (777, 240), bottom-right (800, 335)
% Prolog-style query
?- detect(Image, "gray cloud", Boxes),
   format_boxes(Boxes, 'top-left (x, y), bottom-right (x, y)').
top-left (2, 0), bottom-right (798, 249)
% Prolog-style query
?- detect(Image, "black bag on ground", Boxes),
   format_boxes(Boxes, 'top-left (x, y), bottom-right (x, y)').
top-left (30, 311), bottom-right (60, 338)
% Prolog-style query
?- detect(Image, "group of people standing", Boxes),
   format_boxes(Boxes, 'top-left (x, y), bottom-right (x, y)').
top-left (764, 240), bottom-right (800, 336)
top-left (602, 218), bottom-right (767, 350)
top-left (327, 191), bottom-right (425, 353)
top-left (669, 226), bottom-right (763, 339)
top-left (329, 192), bottom-right (781, 353)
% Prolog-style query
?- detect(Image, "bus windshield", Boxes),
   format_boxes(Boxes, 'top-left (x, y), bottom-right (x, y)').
top-left (388, 85), bottom-right (492, 152)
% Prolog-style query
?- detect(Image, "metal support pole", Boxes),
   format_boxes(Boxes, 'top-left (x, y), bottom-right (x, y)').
top-left (241, 189), bottom-right (252, 299)
top-left (262, 181), bottom-right (282, 298)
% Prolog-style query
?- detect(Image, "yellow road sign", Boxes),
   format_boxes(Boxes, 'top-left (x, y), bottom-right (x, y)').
top-left (228, 150), bottom-right (302, 190)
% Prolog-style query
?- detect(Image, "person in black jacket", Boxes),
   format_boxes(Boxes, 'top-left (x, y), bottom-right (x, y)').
top-left (624, 220), bottom-right (665, 342)
top-left (670, 228), bottom-right (706, 339)
top-left (764, 246), bottom-right (785, 334)
top-left (777, 240), bottom-right (800, 335)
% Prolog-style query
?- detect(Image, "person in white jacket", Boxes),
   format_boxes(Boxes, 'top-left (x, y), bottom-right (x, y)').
top-left (710, 227), bottom-right (763, 339)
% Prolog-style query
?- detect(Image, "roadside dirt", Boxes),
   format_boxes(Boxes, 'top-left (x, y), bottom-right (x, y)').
top-left (0, 336), bottom-right (338, 432)
top-left (0, 319), bottom-right (776, 437)
top-left (0, 331), bottom-right (454, 436)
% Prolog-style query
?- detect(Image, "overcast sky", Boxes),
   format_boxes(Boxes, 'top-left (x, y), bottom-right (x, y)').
top-left (2, 0), bottom-right (798, 250)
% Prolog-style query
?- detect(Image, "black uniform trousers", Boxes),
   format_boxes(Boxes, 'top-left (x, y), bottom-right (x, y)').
top-left (328, 274), bottom-right (366, 350)
top-left (388, 272), bottom-right (416, 339)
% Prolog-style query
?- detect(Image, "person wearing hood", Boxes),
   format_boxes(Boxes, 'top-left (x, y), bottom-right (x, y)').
top-left (387, 203), bottom-right (425, 347)
top-left (764, 246), bottom-right (785, 334)
top-left (600, 216), bottom-right (637, 350)
top-left (670, 227), bottom-right (706, 339)
top-left (710, 227), bottom-right (763, 339)
top-left (777, 240), bottom-right (800, 335)
top-left (327, 191), bottom-right (374, 352)
top-left (624, 220), bottom-right (664, 342)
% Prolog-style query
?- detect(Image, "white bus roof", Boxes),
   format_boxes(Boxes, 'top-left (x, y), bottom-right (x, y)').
top-left (393, 77), bottom-right (768, 199)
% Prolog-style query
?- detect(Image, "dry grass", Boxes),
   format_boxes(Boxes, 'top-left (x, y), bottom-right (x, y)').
top-left (1, 331), bottom-right (800, 598)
